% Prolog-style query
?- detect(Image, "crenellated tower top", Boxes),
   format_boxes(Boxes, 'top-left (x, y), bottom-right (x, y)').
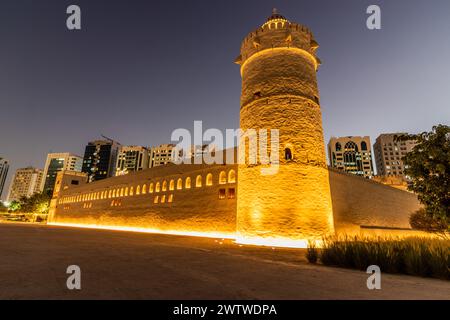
top-left (235, 9), bottom-right (321, 70)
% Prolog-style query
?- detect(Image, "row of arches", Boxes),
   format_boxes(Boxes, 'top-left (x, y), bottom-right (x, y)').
top-left (59, 169), bottom-right (236, 205)
top-left (335, 141), bottom-right (368, 152)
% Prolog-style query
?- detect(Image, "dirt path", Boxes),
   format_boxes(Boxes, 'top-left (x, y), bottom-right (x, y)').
top-left (0, 223), bottom-right (448, 299)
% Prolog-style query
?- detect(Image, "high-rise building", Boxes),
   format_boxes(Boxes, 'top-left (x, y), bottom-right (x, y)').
top-left (0, 157), bottom-right (9, 199)
top-left (149, 144), bottom-right (176, 168)
top-left (115, 146), bottom-right (150, 176)
top-left (7, 167), bottom-right (43, 202)
top-left (41, 153), bottom-right (82, 195)
top-left (327, 136), bottom-right (374, 178)
top-left (82, 139), bottom-right (120, 182)
top-left (187, 144), bottom-right (215, 160)
top-left (373, 133), bottom-right (417, 178)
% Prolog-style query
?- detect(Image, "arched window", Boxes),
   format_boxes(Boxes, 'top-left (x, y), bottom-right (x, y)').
top-left (129, 186), bottom-right (134, 196)
top-left (185, 177), bottom-right (191, 189)
top-left (124, 187), bottom-right (128, 196)
top-left (136, 185), bottom-right (140, 195)
top-left (177, 178), bottom-right (183, 190)
top-left (142, 184), bottom-right (147, 194)
top-left (155, 182), bottom-right (160, 193)
top-left (228, 170), bottom-right (236, 183)
top-left (361, 141), bottom-right (368, 151)
top-left (162, 181), bottom-right (167, 192)
top-left (149, 183), bottom-right (154, 194)
top-left (120, 188), bottom-right (124, 197)
top-left (285, 148), bottom-right (293, 161)
top-left (206, 173), bottom-right (213, 186)
top-left (219, 171), bottom-right (227, 184)
top-left (335, 142), bottom-right (342, 151)
top-left (168, 194), bottom-right (173, 203)
top-left (196, 175), bottom-right (202, 187)
top-left (344, 141), bottom-right (358, 152)
top-left (169, 180), bottom-right (175, 191)
top-left (343, 141), bottom-right (362, 174)
top-left (161, 195), bottom-right (166, 203)
top-left (153, 196), bottom-right (159, 204)
top-left (112, 190), bottom-right (116, 198)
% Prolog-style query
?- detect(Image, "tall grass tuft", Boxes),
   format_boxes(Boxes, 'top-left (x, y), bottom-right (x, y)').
top-left (306, 240), bottom-right (319, 264)
top-left (312, 236), bottom-right (449, 280)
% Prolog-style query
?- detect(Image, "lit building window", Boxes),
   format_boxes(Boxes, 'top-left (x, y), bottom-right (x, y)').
top-left (149, 183), bottom-right (154, 193)
top-left (142, 184), bottom-right (147, 194)
top-left (185, 177), bottom-right (191, 189)
top-left (206, 173), bottom-right (213, 186)
top-left (161, 195), bottom-right (166, 203)
top-left (124, 187), bottom-right (128, 196)
top-left (136, 185), bottom-right (141, 195)
top-left (218, 188), bottom-right (226, 199)
top-left (196, 175), bottom-right (202, 187)
top-left (219, 171), bottom-right (227, 184)
top-left (153, 196), bottom-right (159, 204)
top-left (156, 182), bottom-right (160, 193)
top-left (169, 180), bottom-right (175, 191)
top-left (130, 186), bottom-right (134, 196)
top-left (177, 178), bottom-right (183, 190)
top-left (228, 170), bottom-right (236, 183)
top-left (120, 188), bottom-right (124, 197)
top-left (162, 181), bottom-right (167, 192)
top-left (168, 194), bottom-right (173, 203)
top-left (228, 188), bottom-right (236, 199)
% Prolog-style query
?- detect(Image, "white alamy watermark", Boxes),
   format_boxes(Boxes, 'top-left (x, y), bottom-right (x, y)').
top-left (366, 5), bottom-right (381, 30)
top-left (66, 5), bottom-right (81, 30)
top-left (170, 121), bottom-right (280, 175)
top-left (366, 265), bottom-right (381, 290)
top-left (66, 265), bottom-right (81, 290)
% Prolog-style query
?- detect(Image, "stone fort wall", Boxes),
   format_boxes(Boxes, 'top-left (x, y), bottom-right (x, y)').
top-left (329, 168), bottom-right (421, 235)
top-left (50, 163), bottom-right (238, 237)
top-left (50, 165), bottom-right (421, 240)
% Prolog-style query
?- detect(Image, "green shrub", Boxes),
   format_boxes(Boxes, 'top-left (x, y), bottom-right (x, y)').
top-left (309, 236), bottom-right (450, 280)
top-left (306, 241), bottom-right (319, 264)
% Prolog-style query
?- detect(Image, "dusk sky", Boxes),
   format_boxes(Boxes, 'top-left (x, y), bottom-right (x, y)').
top-left (1, 0), bottom-right (449, 199)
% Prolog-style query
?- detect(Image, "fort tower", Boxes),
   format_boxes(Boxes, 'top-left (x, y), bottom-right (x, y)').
top-left (235, 10), bottom-right (334, 246)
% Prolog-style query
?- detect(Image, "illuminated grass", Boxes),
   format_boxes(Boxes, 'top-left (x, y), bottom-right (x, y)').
top-left (307, 236), bottom-right (450, 280)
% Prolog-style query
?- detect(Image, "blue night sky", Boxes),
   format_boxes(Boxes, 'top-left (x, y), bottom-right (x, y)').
top-left (1, 0), bottom-right (449, 198)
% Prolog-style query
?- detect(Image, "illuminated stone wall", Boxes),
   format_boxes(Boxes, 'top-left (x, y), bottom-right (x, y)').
top-left (49, 164), bottom-right (238, 236)
top-left (236, 16), bottom-right (334, 245)
top-left (329, 169), bottom-right (421, 235)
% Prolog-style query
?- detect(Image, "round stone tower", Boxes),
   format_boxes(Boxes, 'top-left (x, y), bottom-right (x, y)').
top-left (235, 10), bottom-right (334, 247)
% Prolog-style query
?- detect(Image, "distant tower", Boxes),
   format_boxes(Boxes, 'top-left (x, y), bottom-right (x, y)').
top-left (235, 10), bottom-right (334, 246)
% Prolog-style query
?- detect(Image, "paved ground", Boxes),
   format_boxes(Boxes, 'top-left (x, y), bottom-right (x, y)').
top-left (0, 223), bottom-right (448, 300)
